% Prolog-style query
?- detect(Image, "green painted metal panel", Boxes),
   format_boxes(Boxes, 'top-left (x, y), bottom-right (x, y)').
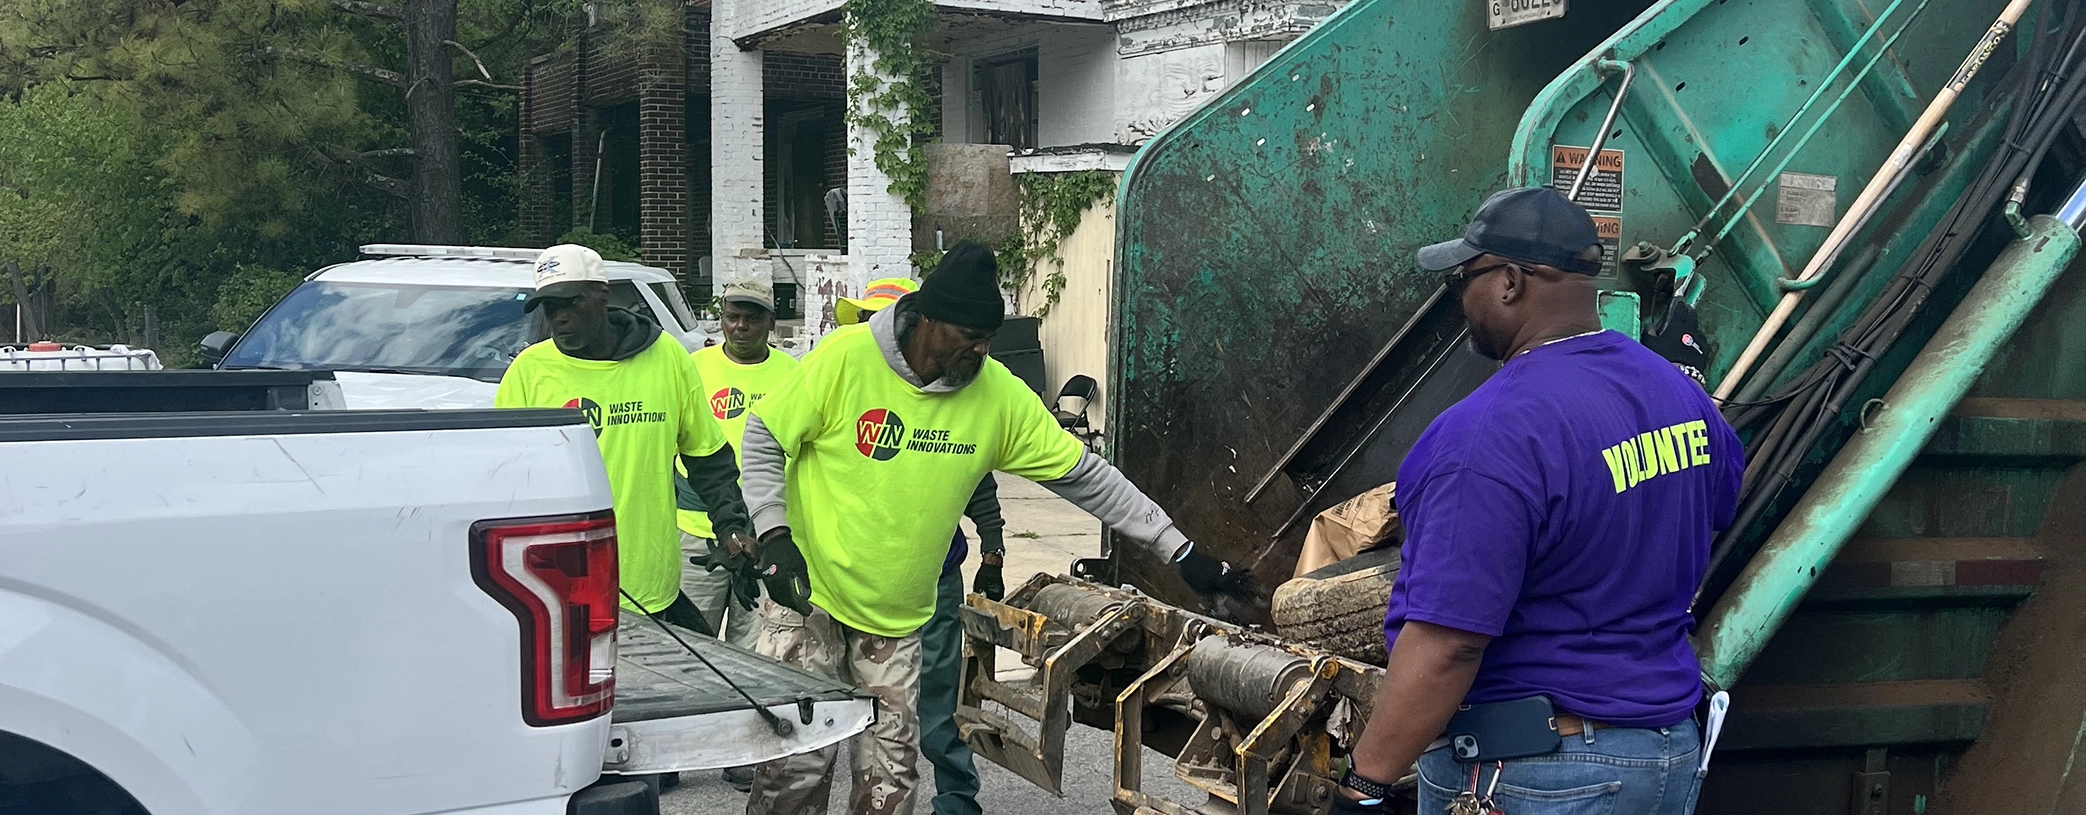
top-left (1698, 215), bottom-right (2083, 690)
top-left (1106, 0), bottom-right (1657, 594)
top-left (1740, 608), bottom-right (2009, 685)
top-left (1105, 0), bottom-right (2082, 801)
top-left (1598, 290), bottom-right (1643, 338)
top-left (1506, 0), bottom-right (2020, 382)
top-left (1109, 0), bottom-right (2031, 593)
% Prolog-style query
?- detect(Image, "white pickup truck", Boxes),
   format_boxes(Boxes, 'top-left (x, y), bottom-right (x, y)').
top-left (200, 244), bottom-right (714, 409)
top-left (0, 371), bottom-right (869, 815)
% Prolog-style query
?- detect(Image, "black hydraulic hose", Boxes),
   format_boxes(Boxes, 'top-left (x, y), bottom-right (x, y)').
top-left (1730, 245), bottom-right (1882, 406)
top-left (1696, 15), bottom-right (2086, 613)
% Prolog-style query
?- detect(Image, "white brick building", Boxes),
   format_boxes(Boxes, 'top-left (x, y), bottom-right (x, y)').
top-left (712, 0), bottom-right (1344, 319)
top-left (522, 0), bottom-right (1346, 415)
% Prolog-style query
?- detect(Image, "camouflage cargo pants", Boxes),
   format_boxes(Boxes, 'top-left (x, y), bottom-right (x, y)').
top-left (679, 531), bottom-right (761, 648)
top-left (745, 599), bottom-right (923, 815)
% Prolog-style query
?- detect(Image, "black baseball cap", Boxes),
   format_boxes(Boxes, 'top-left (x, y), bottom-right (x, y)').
top-left (1416, 187), bottom-right (1603, 276)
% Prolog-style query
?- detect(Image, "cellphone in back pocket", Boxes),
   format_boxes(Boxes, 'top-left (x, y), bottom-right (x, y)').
top-left (1443, 696), bottom-right (1562, 764)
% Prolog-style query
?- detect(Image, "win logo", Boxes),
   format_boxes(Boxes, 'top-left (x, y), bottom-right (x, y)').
top-left (710, 387), bottom-right (748, 419)
top-left (855, 409), bottom-right (906, 461)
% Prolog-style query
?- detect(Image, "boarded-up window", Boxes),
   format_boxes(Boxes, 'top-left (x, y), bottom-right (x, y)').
top-left (981, 53), bottom-right (1038, 152)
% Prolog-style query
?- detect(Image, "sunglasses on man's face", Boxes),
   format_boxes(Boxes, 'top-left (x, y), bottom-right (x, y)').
top-left (1444, 260), bottom-right (1526, 295)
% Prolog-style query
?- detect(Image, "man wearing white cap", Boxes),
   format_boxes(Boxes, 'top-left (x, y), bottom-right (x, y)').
top-left (495, 244), bottom-right (755, 633)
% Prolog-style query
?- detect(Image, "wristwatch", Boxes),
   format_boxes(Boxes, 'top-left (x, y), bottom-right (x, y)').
top-left (1339, 766), bottom-right (1390, 804)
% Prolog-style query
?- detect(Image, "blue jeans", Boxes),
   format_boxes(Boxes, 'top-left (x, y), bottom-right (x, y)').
top-left (1418, 719), bottom-right (1702, 815)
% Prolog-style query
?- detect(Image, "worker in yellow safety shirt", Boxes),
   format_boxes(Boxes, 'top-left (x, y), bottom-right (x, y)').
top-left (495, 244), bottom-right (755, 634)
top-left (675, 278), bottom-right (800, 650)
top-left (668, 277), bottom-right (799, 793)
top-left (735, 240), bottom-right (1255, 815)
top-left (838, 275), bottom-right (1008, 815)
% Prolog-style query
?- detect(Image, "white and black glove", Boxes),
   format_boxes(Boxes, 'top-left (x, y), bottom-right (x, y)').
top-left (1176, 546), bottom-right (1253, 603)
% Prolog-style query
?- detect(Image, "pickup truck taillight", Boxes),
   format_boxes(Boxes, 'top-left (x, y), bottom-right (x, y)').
top-left (471, 512), bottom-right (618, 726)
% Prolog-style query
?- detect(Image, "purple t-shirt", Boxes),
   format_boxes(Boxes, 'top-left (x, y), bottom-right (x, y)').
top-left (1382, 330), bottom-right (1741, 728)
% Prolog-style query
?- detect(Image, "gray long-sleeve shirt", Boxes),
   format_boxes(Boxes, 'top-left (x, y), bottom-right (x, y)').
top-left (739, 300), bottom-right (1188, 561)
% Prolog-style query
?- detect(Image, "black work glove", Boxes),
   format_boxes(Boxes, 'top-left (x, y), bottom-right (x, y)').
top-left (1641, 300), bottom-right (1710, 387)
top-left (757, 529), bottom-right (814, 617)
top-left (972, 555), bottom-right (1005, 601)
top-left (1328, 794), bottom-right (1386, 814)
top-left (1177, 546), bottom-right (1254, 602)
top-left (690, 535), bottom-right (742, 572)
top-left (691, 535), bottom-right (764, 612)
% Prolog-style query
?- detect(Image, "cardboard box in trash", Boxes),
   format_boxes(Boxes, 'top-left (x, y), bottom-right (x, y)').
top-left (1294, 482), bottom-right (1400, 578)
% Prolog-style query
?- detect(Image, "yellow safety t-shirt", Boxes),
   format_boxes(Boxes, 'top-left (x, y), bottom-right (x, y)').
top-left (751, 324), bottom-right (1085, 636)
top-left (676, 345), bottom-right (799, 538)
top-left (495, 334), bottom-right (725, 614)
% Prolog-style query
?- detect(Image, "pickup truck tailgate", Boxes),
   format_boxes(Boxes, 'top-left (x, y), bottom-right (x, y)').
top-left (607, 614), bottom-right (873, 775)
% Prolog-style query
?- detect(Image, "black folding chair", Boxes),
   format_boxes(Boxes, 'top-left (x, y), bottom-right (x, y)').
top-left (1053, 375), bottom-right (1097, 432)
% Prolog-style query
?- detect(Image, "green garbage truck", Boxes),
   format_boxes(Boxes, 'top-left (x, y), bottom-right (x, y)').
top-left (952, 0), bottom-right (2086, 813)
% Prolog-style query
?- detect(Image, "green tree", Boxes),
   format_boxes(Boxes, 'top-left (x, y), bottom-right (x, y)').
top-left (0, 81), bottom-right (394, 363)
top-left (0, 0), bottom-right (573, 243)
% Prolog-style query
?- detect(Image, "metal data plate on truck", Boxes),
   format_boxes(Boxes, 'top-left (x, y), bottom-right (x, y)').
top-left (1488, 0), bottom-right (1565, 30)
top-left (606, 614), bottom-right (874, 775)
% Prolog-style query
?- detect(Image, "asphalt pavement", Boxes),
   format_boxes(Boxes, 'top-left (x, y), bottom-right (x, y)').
top-left (660, 723), bottom-right (1206, 814)
top-left (664, 474), bottom-right (1207, 814)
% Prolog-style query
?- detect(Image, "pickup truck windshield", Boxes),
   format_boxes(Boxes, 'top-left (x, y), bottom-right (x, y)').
top-left (223, 282), bottom-right (546, 382)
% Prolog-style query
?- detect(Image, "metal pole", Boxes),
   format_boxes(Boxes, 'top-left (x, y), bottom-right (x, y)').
top-left (1713, 0), bottom-right (2037, 400)
top-left (1567, 61), bottom-right (1635, 203)
top-left (1696, 183), bottom-right (2084, 690)
top-left (588, 126), bottom-right (611, 234)
top-left (2057, 173), bottom-right (2086, 229)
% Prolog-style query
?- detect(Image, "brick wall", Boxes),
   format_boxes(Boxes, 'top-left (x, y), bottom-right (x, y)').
top-left (520, 71), bottom-right (555, 245)
top-left (764, 52), bottom-right (846, 100)
top-left (687, 7), bottom-right (712, 86)
top-left (638, 41), bottom-right (689, 279)
top-left (526, 54), bottom-right (576, 134)
top-left (522, 4), bottom-right (722, 253)
top-left (521, 46), bottom-right (586, 243)
top-left (585, 35), bottom-right (640, 106)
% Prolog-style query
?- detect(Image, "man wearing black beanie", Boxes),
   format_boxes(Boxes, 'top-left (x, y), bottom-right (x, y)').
top-left (733, 240), bottom-right (1253, 815)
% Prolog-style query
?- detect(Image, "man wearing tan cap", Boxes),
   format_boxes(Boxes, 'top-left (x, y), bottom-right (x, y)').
top-left (495, 244), bottom-right (755, 634)
top-left (670, 278), bottom-right (798, 792)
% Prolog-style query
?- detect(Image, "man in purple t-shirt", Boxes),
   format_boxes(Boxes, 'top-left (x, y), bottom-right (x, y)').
top-left (1335, 187), bottom-right (1742, 815)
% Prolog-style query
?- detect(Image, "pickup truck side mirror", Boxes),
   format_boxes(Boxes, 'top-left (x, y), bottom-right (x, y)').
top-left (199, 331), bottom-right (240, 365)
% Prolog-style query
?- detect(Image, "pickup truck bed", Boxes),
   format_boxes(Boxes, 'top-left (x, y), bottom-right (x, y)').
top-left (0, 369), bottom-right (872, 815)
top-left (608, 615), bottom-right (873, 775)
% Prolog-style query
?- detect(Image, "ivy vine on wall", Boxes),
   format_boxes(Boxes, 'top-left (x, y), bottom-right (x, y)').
top-left (843, 0), bottom-right (1111, 316)
top-left (998, 169), bottom-right (1118, 317)
top-left (841, 0), bottom-right (936, 212)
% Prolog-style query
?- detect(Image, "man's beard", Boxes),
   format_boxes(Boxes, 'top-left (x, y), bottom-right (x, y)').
top-left (1467, 331), bottom-right (1504, 361)
top-left (942, 352), bottom-right (985, 382)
